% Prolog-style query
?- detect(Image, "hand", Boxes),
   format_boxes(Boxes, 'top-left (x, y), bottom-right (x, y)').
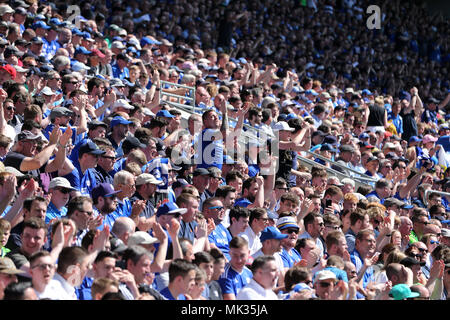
top-left (206, 218), bottom-right (215, 235)
top-left (59, 126), bottom-right (72, 147)
top-left (88, 215), bottom-right (103, 231)
top-left (92, 225), bottom-right (110, 252)
top-left (330, 280), bottom-right (348, 300)
top-left (364, 252), bottom-right (380, 268)
top-left (0, 88), bottom-right (7, 103)
top-left (167, 218), bottom-right (180, 239)
top-left (194, 218), bottom-right (208, 239)
top-left (151, 222), bottom-right (168, 242)
top-left (18, 178), bottom-right (37, 200)
top-left (48, 125), bottom-right (62, 146)
top-left (52, 222), bottom-right (64, 247)
top-left (429, 259), bottom-right (445, 280)
top-left (0, 174), bottom-right (16, 199)
top-left (131, 200), bottom-right (146, 217)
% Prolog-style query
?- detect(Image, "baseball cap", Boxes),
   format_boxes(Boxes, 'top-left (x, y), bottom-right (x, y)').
top-left (78, 141), bottom-right (105, 157)
top-left (0, 64), bottom-right (16, 79)
top-left (112, 99), bottom-right (134, 110)
top-left (260, 226), bottom-right (288, 242)
top-left (91, 183), bottom-right (121, 200)
top-left (314, 270), bottom-right (337, 284)
top-left (441, 228), bottom-right (450, 238)
top-left (110, 116), bottom-right (133, 128)
top-left (400, 256), bottom-right (425, 268)
top-left (156, 110), bottom-right (175, 118)
top-left (135, 173), bottom-right (163, 186)
top-left (359, 141), bottom-right (375, 149)
top-left (409, 136), bottom-right (421, 144)
top-left (50, 107), bottom-right (73, 120)
top-left (87, 120), bottom-right (107, 130)
top-left (40, 86), bottom-right (55, 96)
top-left (0, 257), bottom-right (25, 275)
top-left (91, 48), bottom-right (105, 58)
top-left (340, 144), bottom-right (355, 153)
top-left (359, 132), bottom-right (369, 140)
top-left (422, 134), bottom-right (438, 144)
top-left (32, 21), bottom-right (50, 30)
top-left (272, 121), bottom-right (294, 132)
top-left (193, 168), bottom-right (211, 177)
top-left (128, 231), bottom-right (159, 246)
top-left (17, 130), bottom-right (41, 141)
top-left (366, 156), bottom-right (380, 163)
top-left (389, 284), bottom-right (420, 300)
top-left (156, 202), bottom-right (187, 217)
top-left (122, 136), bottom-right (146, 151)
top-left (74, 46), bottom-right (92, 56)
top-left (172, 179), bottom-right (190, 190)
top-left (48, 177), bottom-right (76, 191)
top-left (276, 216), bottom-right (299, 231)
top-left (320, 143), bottom-right (338, 153)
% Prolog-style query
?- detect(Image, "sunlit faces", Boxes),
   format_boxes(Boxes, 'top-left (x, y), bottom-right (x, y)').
top-left (229, 246), bottom-right (249, 272)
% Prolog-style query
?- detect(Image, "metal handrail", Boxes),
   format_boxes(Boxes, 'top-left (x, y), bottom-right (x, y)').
top-left (303, 150), bottom-right (377, 181)
top-left (297, 155), bottom-right (374, 188)
top-left (159, 80), bottom-right (261, 137)
top-left (424, 190), bottom-right (450, 206)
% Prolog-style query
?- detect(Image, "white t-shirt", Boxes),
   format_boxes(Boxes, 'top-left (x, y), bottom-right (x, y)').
top-left (236, 278), bottom-right (278, 300)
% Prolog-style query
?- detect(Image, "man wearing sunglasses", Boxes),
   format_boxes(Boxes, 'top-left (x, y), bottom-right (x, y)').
top-left (203, 197), bottom-right (231, 260)
top-left (45, 177), bottom-right (76, 224)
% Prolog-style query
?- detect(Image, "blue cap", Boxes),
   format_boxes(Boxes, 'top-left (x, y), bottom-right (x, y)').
top-left (260, 226), bottom-right (289, 242)
top-left (320, 143), bottom-right (338, 153)
top-left (141, 37), bottom-right (161, 46)
top-left (323, 135), bottom-right (338, 146)
top-left (49, 18), bottom-right (62, 26)
top-left (238, 57), bottom-right (247, 64)
top-left (402, 204), bottom-right (414, 209)
top-left (78, 141), bottom-right (105, 157)
top-left (362, 89), bottom-right (372, 95)
top-left (74, 46), bottom-right (92, 55)
top-left (359, 132), bottom-right (369, 140)
top-left (305, 89), bottom-right (318, 96)
top-left (110, 116), bottom-right (133, 128)
top-left (285, 113), bottom-right (298, 121)
top-left (32, 21), bottom-right (50, 30)
top-left (409, 136), bottom-right (422, 144)
top-left (156, 110), bottom-right (175, 118)
top-left (91, 183), bottom-right (121, 200)
top-left (71, 28), bottom-right (84, 36)
top-left (82, 31), bottom-right (91, 39)
top-left (441, 220), bottom-right (450, 225)
top-left (156, 202), bottom-right (187, 217)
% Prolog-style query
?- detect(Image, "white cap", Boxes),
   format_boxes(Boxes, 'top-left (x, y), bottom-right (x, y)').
top-left (112, 99), bottom-right (134, 110)
top-left (314, 270), bottom-right (337, 283)
top-left (41, 86), bottom-right (55, 96)
top-left (128, 231), bottom-right (159, 246)
top-left (48, 177), bottom-right (76, 190)
top-left (272, 121), bottom-right (294, 132)
top-left (111, 41), bottom-right (125, 49)
top-left (282, 100), bottom-right (295, 107)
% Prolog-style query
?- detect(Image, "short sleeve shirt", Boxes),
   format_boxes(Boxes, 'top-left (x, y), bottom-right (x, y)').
top-left (218, 263), bottom-right (253, 297)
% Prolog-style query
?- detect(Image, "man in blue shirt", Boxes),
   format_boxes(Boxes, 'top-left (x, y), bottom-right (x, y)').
top-left (350, 229), bottom-right (377, 298)
top-left (45, 177), bottom-right (75, 224)
top-left (159, 259), bottom-right (197, 300)
top-left (365, 179), bottom-right (392, 205)
top-left (204, 197), bottom-right (232, 260)
top-left (388, 101), bottom-right (403, 136)
top-left (218, 236), bottom-right (253, 300)
top-left (112, 53), bottom-right (130, 80)
top-left (64, 141), bottom-right (105, 196)
top-left (91, 183), bottom-right (122, 231)
top-left (277, 216), bottom-right (302, 268)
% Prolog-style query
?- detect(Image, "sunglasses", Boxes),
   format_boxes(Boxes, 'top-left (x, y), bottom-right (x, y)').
top-left (318, 282), bottom-right (332, 288)
top-left (208, 206), bottom-right (224, 211)
top-left (79, 210), bottom-right (93, 216)
top-left (430, 240), bottom-right (440, 245)
top-left (325, 225), bottom-right (340, 230)
top-left (101, 155), bottom-right (116, 160)
top-left (56, 188), bottom-right (71, 194)
top-left (6, 106), bottom-right (15, 111)
top-left (32, 263), bottom-right (55, 270)
top-left (285, 228), bottom-right (299, 234)
top-left (410, 253), bottom-right (422, 259)
top-left (418, 248), bottom-right (428, 253)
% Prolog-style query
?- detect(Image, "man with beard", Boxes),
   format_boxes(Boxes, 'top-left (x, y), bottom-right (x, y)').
top-left (107, 116), bottom-right (132, 154)
top-left (91, 183), bottom-right (122, 231)
top-left (234, 176), bottom-right (265, 209)
top-left (276, 216), bottom-right (301, 268)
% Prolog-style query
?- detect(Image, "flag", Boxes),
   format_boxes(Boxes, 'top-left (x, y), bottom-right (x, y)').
top-left (437, 144), bottom-right (450, 171)
top-left (143, 157), bottom-right (169, 193)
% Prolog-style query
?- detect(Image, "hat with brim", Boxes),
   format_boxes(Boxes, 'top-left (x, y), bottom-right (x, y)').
top-left (314, 270), bottom-right (337, 284)
top-left (135, 173), bottom-right (163, 186)
top-left (389, 284), bottom-right (420, 300)
top-left (400, 256), bottom-right (425, 268)
top-left (110, 116), bottom-right (133, 128)
top-left (78, 140), bottom-right (105, 157)
top-left (0, 257), bottom-right (25, 275)
top-left (91, 183), bottom-right (121, 200)
top-left (156, 202), bottom-right (187, 217)
top-left (272, 121), bottom-right (294, 132)
top-left (276, 216), bottom-right (299, 231)
top-left (48, 177), bottom-right (76, 191)
top-left (260, 226), bottom-right (289, 242)
top-left (193, 168), bottom-right (211, 177)
top-left (17, 130), bottom-right (41, 141)
top-left (128, 231), bottom-right (159, 246)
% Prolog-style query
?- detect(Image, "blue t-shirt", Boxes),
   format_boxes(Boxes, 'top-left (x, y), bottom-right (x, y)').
top-left (218, 263), bottom-right (253, 296)
top-left (279, 247), bottom-right (302, 268)
top-left (63, 162), bottom-right (97, 196)
top-left (159, 287), bottom-right (186, 300)
top-left (76, 276), bottom-right (93, 300)
top-left (208, 223), bottom-right (232, 261)
top-left (196, 128), bottom-right (223, 170)
top-left (45, 202), bottom-right (68, 224)
top-left (234, 198), bottom-right (252, 208)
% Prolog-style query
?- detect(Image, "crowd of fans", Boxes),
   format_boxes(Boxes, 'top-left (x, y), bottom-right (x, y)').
top-left (0, 0), bottom-right (449, 301)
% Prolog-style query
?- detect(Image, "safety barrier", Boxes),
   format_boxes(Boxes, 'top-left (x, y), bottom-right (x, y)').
top-left (424, 189), bottom-right (450, 206)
